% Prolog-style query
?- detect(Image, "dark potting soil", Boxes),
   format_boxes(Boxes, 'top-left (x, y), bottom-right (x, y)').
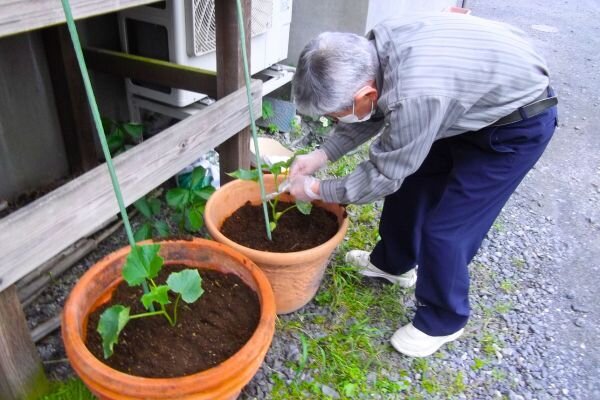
top-left (220, 201), bottom-right (339, 252)
top-left (86, 265), bottom-right (260, 378)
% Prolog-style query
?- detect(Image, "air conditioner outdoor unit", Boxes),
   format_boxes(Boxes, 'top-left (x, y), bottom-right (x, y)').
top-left (118, 0), bottom-right (293, 107)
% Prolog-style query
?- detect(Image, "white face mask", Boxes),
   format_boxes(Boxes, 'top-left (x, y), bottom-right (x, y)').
top-left (337, 99), bottom-right (374, 124)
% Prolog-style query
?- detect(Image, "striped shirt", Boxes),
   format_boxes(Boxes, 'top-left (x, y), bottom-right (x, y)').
top-left (319, 13), bottom-right (550, 204)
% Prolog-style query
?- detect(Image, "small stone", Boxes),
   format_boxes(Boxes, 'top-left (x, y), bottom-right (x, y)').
top-left (574, 318), bottom-right (585, 327)
top-left (367, 372), bottom-right (377, 384)
top-left (321, 384), bottom-right (340, 399)
top-left (571, 303), bottom-right (591, 313)
top-left (507, 390), bottom-right (525, 400)
top-left (574, 126), bottom-right (582, 130)
top-left (565, 292), bottom-right (575, 300)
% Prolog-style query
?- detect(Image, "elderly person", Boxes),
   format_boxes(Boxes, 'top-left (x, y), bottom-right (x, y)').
top-left (288, 13), bottom-right (557, 357)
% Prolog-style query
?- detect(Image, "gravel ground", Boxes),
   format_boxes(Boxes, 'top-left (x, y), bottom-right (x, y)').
top-left (26, 1), bottom-right (598, 399)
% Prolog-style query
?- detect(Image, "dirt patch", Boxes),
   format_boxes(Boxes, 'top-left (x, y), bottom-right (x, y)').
top-left (85, 265), bottom-right (260, 378)
top-left (220, 201), bottom-right (339, 252)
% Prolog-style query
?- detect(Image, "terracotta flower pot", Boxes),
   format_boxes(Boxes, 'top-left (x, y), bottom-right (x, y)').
top-left (62, 239), bottom-right (276, 400)
top-left (204, 175), bottom-right (349, 314)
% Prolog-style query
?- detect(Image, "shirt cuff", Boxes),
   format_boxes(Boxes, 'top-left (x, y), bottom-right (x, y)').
top-left (320, 179), bottom-right (343, 204)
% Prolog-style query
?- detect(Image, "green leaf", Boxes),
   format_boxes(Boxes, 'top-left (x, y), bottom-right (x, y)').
top-left (269, 160), bottom-right (290, 176)
top-left (166, 188), bottom-right (190, 210)
top-left (122, 122), bottom-right (143, 139)
top-left (174, 212), bottom-right (185, 230)
top-left (167, 269), bottom-right (203, 303)
top-left (227, 168), bottom-right (260, 181)
top-left (185, 208), bottom-right (203, 232)
top-left (296, 201), bottom-right (313, 215)
top-left (269, 221), bottom-right (277, 232)
top-left (97, 305), bottom-right (130, 359)
top-left (343, 383), bottom-right (358, 397)
top-left (262, 100), bottom-right (274, 119)
top-left (134, 222), bottom-right (152, 242)
top-left (134, 197), bottom-right (153, 219)
top-left (122, 244), bottom-right (164, 286)
top-left (140, 285), bottom-right (170, 310)
top-left (107, 132), bottom-right (124, 154)
top-left (193, 186), bottom-right (215, 201)
top-left (148, 198), bottom-right (161, 216)
top-left (153, 221), bottom-right (170, 237)
top-left (101, 117), bottom-right (115, 135)
top-left (201, 173), bottom-right (213, 188)
top-left (190, 166), bottom-right (207, 189)
top-left (192, 202), bottom-right (206, 215)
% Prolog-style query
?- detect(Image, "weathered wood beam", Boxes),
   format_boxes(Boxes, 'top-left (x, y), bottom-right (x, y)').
top-left (0, 286), bottom-right (48, 399)
top-left (0, 80), bottom-right (261, 293)
top-left (83, 47), bottom-right (218, 99)
top-left (215, 0), bottom-right (253, 185)
top-left (0, 0), bottom-right (160, 39)
top-left (43, 26), bottom-right (98, 174)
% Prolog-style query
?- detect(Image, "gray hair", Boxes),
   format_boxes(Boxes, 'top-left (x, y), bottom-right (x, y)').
top-left (292, 32), bottom-right (378, 117)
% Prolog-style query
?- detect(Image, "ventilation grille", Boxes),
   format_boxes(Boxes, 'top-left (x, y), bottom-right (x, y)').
top-left (191, 0), bottom-right (273, 56)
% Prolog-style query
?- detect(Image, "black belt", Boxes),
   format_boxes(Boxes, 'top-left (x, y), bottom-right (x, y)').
top-left (491, 87), bottom-right (558, 127)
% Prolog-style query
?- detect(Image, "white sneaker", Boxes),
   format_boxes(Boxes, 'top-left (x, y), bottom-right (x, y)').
top-left (344, 250), bottom-right (417, 288)
top-left (390, 323), bottom-right (464, 357)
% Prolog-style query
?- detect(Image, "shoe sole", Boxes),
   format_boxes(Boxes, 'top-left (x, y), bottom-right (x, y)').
top-left (359, 269), bottom-right (416, 288)
top-left (391, 328), bottom-right (464, 358)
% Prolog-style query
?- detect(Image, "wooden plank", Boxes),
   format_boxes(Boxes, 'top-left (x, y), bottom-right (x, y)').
top-left (31, 315), bottom-right (61, 344)
top-left (83, 47), bottom-right (218, 99)
top-left (0, 0), bottom-right (160, 39)
top-left (215, 0), bottom-right (253, 185)
top-left (0, 81), bottom-right (262, 293)
top-left (43, 26), bottom-right (98, 174)
top-left (0, 286), bottom-right (48, 399)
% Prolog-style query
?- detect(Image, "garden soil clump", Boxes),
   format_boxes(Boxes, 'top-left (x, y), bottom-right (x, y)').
top-left (86, 265), bottom-right (260, 378)
top-left (221, 201), bottom-right (339, 252)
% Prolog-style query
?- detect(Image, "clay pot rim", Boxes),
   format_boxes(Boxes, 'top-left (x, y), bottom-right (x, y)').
top-left (62, 238), bottom-right (275, 393)
top-left (205, 177), bottom-right (350, 262)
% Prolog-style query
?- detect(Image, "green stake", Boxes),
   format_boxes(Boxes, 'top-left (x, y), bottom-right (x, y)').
top-left (60, 0), bottom-right (151, 301)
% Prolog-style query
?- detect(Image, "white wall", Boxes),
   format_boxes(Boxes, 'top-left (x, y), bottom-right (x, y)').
top-left (285, 0), bottom-right (461, 66)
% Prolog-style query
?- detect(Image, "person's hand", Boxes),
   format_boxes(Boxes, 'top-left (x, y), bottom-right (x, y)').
top-left (289, 176), bottom-right (321, 202)
top-left (289, 149), bottom-right (328, 178)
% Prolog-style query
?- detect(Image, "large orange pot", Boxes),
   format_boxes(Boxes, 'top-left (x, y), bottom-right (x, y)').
top-left (62, 239), bottom-right (276, 400)
top-left (204, 175), bottom-right (349, 314)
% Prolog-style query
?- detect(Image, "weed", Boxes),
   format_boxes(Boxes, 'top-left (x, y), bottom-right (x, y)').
top-left (494, 301), bottom-right (513, 314)
top-left (511, 257), bottom-right (526, 269)
top-left (41, 378), bottom-right (94, 400)
top-left (481, 332), bottom-right (502, 357)
top-left (492, 219), bottom-right (505, 232)
top-left (133, 196), bottom-right (169, 241)
top-left (500, 279), bottom-right (516, 293)
top-left (262, 100), bottom-right (274, 120)
top-left (471, 357), bottom-right (488, 371)
top-left (166, 166), bottom-right (215, 234)
top-left (101, 117), bottom-right (143, 156)
top-left (491, 367), bottom-right (507, 382)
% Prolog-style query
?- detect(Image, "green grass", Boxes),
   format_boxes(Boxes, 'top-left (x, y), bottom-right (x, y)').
top-left (499, 279), bottom-right (516, 293)
top-left (272, 148), bottom-right (417, 399)
top-left (492, 219), bottom-right (505, 232)
top-left (511, 257), bottom-right (526, 269)
top-left (41, 378), bottom-right (95, 400)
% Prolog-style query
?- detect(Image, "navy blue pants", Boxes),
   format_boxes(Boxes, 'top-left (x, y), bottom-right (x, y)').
top-left (370, 104), bottom-right (557, 336)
